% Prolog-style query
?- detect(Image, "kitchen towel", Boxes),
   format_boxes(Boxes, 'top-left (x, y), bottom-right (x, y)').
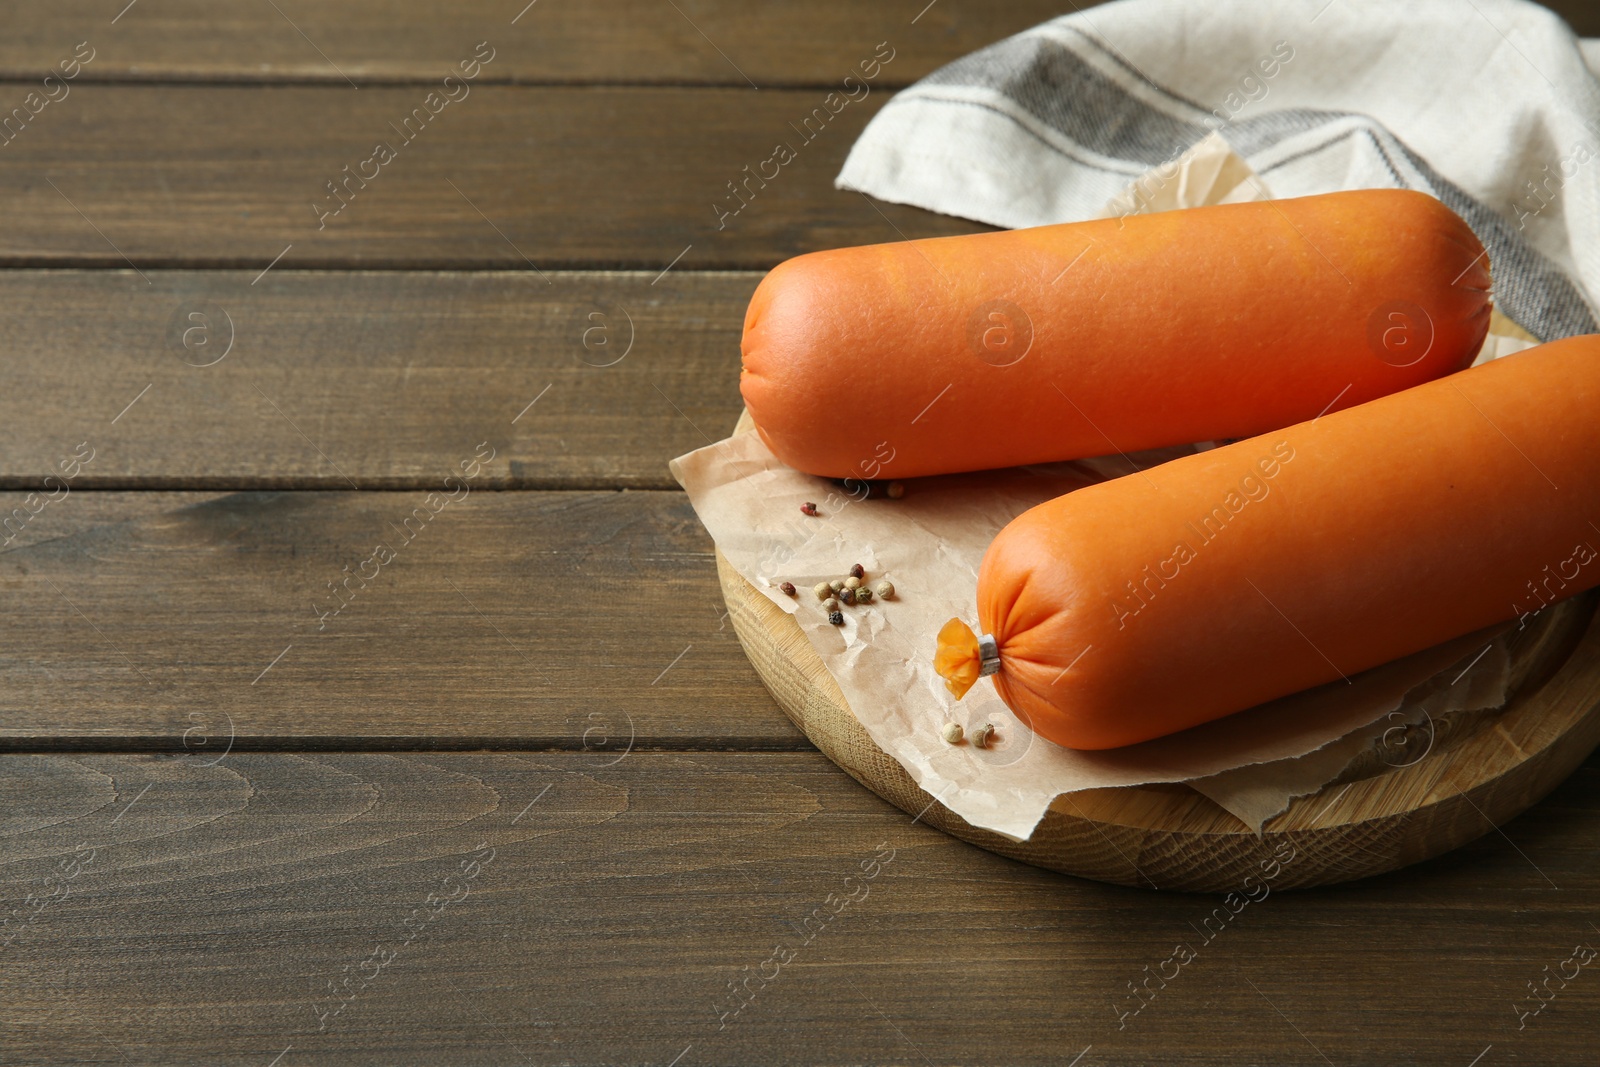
top-left (837, 0), bottom-right (1600, 341)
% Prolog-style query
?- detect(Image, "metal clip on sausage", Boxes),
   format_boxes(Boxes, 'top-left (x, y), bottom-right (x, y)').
top-left (977, 634), bottom-right (1001, 677)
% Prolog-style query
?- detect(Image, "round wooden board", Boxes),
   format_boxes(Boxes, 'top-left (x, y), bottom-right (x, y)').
top-left (718, 412), bottom-right (1600, 892)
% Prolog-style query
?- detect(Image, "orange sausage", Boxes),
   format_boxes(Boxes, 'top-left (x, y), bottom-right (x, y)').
top-left (741, 189), bottom-right (1490, 480)
top-left (937, 335), bottom-right (1600, 750)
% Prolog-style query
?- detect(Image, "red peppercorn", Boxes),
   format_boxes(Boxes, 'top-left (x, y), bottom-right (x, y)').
top-left (800, 502), bottom-right (818, 516)
top-left (780, 581), bottom-right (796, 597)
top-left (849, 564), bottom-right (864, 579)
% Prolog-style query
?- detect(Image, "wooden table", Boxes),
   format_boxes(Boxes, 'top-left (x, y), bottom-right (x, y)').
top-left (2, 3), bottom-right (1598, 1064)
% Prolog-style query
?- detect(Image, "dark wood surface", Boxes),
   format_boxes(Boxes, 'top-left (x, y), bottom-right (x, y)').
top-left (0, 1), bottom-right (1068, 86)
top-left (0, 86), bottom-right (987, 270)
top-left (3, 3), bottom-right (1599, 1065)
top-left (0, 270), bottom-right (754, 489)
top-left (0, 489), bottom-right (800, 748)
top-left (4, 751), bottom-right (1599, 1067)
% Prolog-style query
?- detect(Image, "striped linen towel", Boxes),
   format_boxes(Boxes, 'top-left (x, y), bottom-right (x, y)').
top-left (837, 0), bottom-right (1600, 343)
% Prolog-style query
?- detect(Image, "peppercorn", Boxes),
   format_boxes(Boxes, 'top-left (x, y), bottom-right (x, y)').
top-left (886, 482), bottom-right (905, 499)
top-left (829, 579), bottom-right (844, 593)
top-left (849, 564), bottom-right (865, 579)
top-left (828, 611), bottom-right (844, 625)
top-left (941, 722), bottom-right (964, 744)
top-left (822, 597), bottom-right (840, 612)
top-left (780, 581), bottom-right (796, 597)
top-left (839, 588), bottom-right (855, 605)
top-left (972, 723), bottom-right (996, 749)
top-left (843, 576), bottom-right (861, 590)
top-left (813, 582), bottom-right (833, 601)
top-left (800, 501), bottom-right (818, 516)
top-left (854, 587), bottom-right (873, 604)
top-left (871, 579), bottom-right (894, 599)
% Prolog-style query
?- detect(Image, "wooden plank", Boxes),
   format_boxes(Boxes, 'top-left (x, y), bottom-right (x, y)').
top-left (0, 1), bottom-right (1071, 86)
top-left (0, 488), bottom-right (809, 748)
top-left (1, 1), bottom-right (1590, 89)
top-left (4, 1), bottom-right (1590, 86)
top-left (1, 750), bottom-right (1597, 1065)
top-left (0, 491), bottom-right (222, 551)
top-left (0, 86), bottom-right (988, 270)
top-left (0, 270), bottom-right (753, 490)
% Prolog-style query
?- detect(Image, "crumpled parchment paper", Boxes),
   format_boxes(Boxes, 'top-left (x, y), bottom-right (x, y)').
top-left (671, 134), bottom-right (1541, 842)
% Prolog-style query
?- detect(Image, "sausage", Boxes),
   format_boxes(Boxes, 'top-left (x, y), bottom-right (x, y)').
top-left (936, 334), bottom-right (1600, 749)
top-left (740, 189), bottom-right (1491, 479)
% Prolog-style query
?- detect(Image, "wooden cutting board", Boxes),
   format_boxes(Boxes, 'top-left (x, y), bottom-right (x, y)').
top-left (717, 410), bottom-right (1600, 892)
